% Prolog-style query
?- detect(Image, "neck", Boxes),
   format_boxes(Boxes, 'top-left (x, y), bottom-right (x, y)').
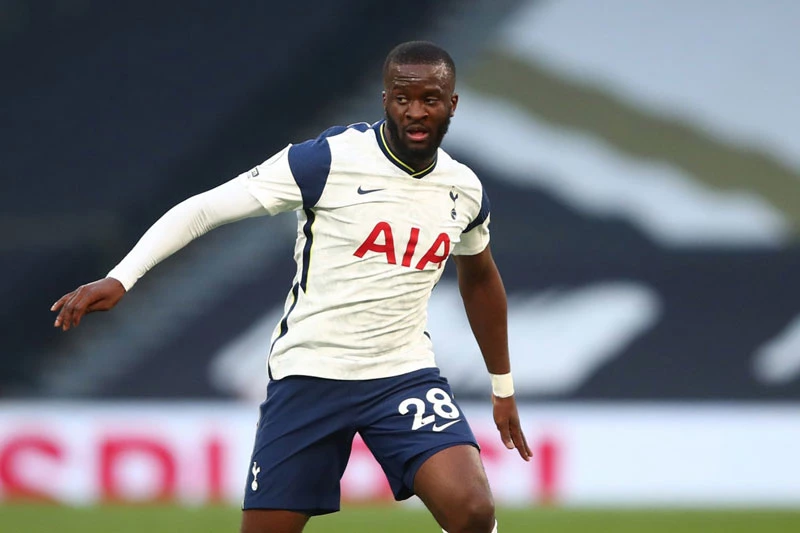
top-left (382, 123), bottom-right (435, 173)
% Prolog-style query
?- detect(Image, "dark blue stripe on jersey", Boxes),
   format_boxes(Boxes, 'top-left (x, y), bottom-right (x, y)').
top-left (300, 208), bottom-right (315, 292)
top-left (464, 187), bottom-right (491, 233)
top-left (288, 138), bottom-right (331, 210)
top-left (288, 124), bottom-right (371, 294)
top-left (269, 282), bottom-right (301, 367)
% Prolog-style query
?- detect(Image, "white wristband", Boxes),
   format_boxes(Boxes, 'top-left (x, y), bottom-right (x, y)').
top-left (491, 373), bottom-right (514, 398)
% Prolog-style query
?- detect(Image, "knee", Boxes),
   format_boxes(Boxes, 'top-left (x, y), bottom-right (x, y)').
top-left (446, 493), bottom-right (495, 533)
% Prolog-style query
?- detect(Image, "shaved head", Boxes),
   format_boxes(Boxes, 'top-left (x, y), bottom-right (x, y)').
top-left (383, 41), bottom-right (456, 90)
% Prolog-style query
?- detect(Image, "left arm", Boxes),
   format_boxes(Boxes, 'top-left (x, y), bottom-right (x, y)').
top-left (453, 245), bottom-right (531, 461)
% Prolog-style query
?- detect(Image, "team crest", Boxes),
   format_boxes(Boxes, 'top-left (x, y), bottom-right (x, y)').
top-left (449, 188), bottom-right (459, 220)
top-left (251, 461), bottom-right (261, 491)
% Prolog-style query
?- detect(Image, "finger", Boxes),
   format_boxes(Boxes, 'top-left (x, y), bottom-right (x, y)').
top-left (55, 299), bottom-right (72, 328)
top-left (510, 424), bottom-right (531, 461)
top-left (497, 420), bottom-right (514, 450)
top-left (60, 293), bottom-right (84, 331)
top-left (53, 293), bottom-right (76, 326)
top-left (68, 298), bottom-right (88, 329)
top-left (521, 427), bottom-right (533, 458)
top-left (51, 293), bottom-right (71, 312)
top-left (58, 301), bottom-right (73, 330)
top-left (73, 294), bottom-right (101, 326)
top-left (57, 295), bottom-right (73, 329)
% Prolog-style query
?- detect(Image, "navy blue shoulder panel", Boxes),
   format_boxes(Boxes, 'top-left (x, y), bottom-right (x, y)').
top-left (315, 122), bottom-right (370, 141)
top-left (288, 123), bottom-right (370, 209)
top-left (464, 187), bottom-right (491, 233)
top-left (288, 139), bottom-right (331, 210)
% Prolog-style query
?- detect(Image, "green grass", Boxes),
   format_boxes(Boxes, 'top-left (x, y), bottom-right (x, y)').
top-left (2, 504), bottom-right (800, 533)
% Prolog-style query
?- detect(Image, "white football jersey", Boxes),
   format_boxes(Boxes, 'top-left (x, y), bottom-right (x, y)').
top-left (242, 121), bottom-right (490, 380)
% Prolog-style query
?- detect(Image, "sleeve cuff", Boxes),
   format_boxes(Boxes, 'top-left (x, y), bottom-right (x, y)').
top-left (106, 271), bottom-right (136, 292)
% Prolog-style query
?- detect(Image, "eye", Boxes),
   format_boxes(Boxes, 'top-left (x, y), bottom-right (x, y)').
top-left (396, 95), bottom-right (408, 104)
top-left (425, 97), bottom-right (439, 105)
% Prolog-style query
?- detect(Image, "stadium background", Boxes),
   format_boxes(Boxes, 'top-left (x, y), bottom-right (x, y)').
top-left (2, 0), bottom-right (799, 531)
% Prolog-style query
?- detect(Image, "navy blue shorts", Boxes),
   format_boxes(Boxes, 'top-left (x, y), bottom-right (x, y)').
top-left (242, 367), bottom-right (478, 516)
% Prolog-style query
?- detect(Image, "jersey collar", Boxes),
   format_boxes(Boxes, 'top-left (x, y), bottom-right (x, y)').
top-left (372, 120), bottom-right (437, 179)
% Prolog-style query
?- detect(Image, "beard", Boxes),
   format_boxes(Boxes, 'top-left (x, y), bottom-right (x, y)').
top-left (384, 112), bottom-right (451, 164)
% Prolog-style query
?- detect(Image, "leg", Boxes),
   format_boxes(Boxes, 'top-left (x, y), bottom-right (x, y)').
top-left (240, 509), bottom-right (309, 533)
top-left (356, 369), bottom-right (490, 529)
top-left (242, 376), bottom-right (357, 527)
top-left (414, 445), bottom-right (496, 533)
top-left (358, 368), bottom-right (494, 533)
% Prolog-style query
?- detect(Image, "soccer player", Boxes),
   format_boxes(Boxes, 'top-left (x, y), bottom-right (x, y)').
top-left (51, 41), bottom-right (530, 533)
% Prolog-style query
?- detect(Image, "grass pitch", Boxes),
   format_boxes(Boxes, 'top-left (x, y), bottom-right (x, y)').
top-left (2, 504), bottom-right (799, 532)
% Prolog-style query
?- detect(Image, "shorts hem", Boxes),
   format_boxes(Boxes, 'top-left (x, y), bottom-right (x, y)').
top-left (397, 440), bottom-right (480, 501)
top-left (241, 505), bottom-right (338, 517)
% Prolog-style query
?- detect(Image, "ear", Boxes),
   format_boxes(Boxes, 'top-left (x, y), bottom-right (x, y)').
top-left (382, 90), bottom-right (387, 106)
top-left (450, 93), bottom-right (459, 117)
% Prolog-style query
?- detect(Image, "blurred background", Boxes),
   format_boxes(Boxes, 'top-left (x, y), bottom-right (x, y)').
top-left (2, 0), bottom-right (800, 531)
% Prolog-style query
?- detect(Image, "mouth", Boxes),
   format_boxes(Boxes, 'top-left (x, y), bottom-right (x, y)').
top-left (405, 125), bottom-right (430, 143)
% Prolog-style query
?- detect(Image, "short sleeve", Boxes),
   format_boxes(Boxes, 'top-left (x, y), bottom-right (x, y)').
top-left (242, 145), bottom-right (304, 215)
top-left (452, 187), bottom-right (491, 256)
top-left (243, 134), bottom-right (333, 214)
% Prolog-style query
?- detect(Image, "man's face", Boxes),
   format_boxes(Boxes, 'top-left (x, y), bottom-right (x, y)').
top-left (382, 62), bottom-right (458, 164)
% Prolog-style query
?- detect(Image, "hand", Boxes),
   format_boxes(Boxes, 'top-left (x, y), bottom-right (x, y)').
top-left (492, 394), bottom-right (532, 462)
top-left (51, 277), bottom-right (126, 331)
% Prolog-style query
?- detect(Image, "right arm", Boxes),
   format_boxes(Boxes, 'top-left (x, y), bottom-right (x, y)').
top-left (52, 176), bottom-right (268, 330)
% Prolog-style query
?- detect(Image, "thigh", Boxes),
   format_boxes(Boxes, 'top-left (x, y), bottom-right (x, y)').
top-left (244, 376), bottom-right (356, 516)
top-left (413, 445), bottom-right (495, 533)
top-left (240, 510), bottom-right (309, 533)
top-left (357, 368), bottom-right (480, 501)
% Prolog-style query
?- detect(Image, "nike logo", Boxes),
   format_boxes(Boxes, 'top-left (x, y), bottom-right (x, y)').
top-left (357, 186), bottom-right (384, 195)
top-left (432, 419), bottom-right (462, 432)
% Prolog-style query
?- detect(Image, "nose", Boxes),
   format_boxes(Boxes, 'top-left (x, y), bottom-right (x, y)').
top-left (405, 99), bottom-right (427, 120)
